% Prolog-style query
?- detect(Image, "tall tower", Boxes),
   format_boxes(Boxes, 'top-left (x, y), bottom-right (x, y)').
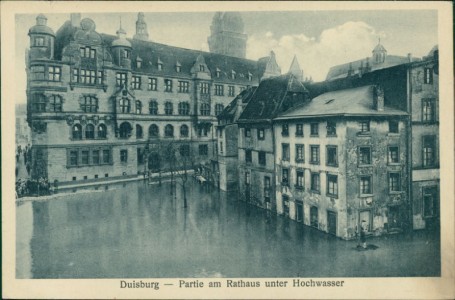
top-left (208, 12), bottom-right (247, 58)
top-left (133, 12), bottom-right (149, 41)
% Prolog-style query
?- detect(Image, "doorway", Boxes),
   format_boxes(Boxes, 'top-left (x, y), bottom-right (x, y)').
top-left (310, 206), bottom-right (318, 228)
top-left (359, 210), bottom-right (372, 233)
top-left (327, 211), bottom-right (337, 235)
top-left (296, 201), bottom-right (303, 222)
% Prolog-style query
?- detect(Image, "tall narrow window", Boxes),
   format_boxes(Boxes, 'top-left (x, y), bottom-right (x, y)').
top-left (149, 124), bottom-right (159, 137)
top-left (135, 100), bottom-right (142, 114)
top-left (360, 176), bottom-right (372, 194)
top-left (85, 124), bottom-right (95, 139)
top-left (326, 146), bottom-right (338, 166)
top-left (131, 76), bottom-right (141, 90)
top-left (149, 100), bottom-right (158, 115)
top-left (215, 84), bottom-right (224, 96)
top-left (257, 128), bottom-right (265, 140)
top-left (178, 102), bottom-right (190, 115)
top-left (422, 99), bottom-right (435, 122)
top-left (423, 136), bottom-right (436, 167)
top-left (359, 147), bottom-right (371, 165)
top-left (148, 78), bottom-right (157, 91)
top-left (164, 79), bottom-right (173, 92)
top-left (311, 172), bottom-right (320, 192)
top-left (49, 95), bottom-right (62, 112)
top-left (200, 82), bottom-right (209, 94)
top-left (258, 151), bottom-right (266, 166)
top-left (164, 124), bottom-right (174, 137)
top-left (103, 149), bottom-right (110, 164)
top-left (97, 124), bottom-right (107, 138)
top-left (282, 144), bottom-right (290, 161)
top-left (281, 124), bottom-right (289, 136)
top-left (389, 173), bottom-right (401, 192)
top-left (120, 98), bottom-right (131, 113)
top-left (136, 124), bottom-right (143, 139)
top-left (69, 150), bottom-right (78, 166)
top-left (116, 72), bottom-right (127, 86)
top-left (33, 94), bottom-right (46, 112)
top-left (310, 145), bottom-right (320, 164)
top-left (245, 149), bottom-right (252, 163)
top-left (178, 81), bottom-right (189, 93)
top-left (327, 174), bottom-right (338, 197)
top-left (310, 123), bottom-right (319, 136)
top-left (120, 150), bottom-right (128, 163)
top-left (327, 121), bottom-right (336, 136)
top-left (200, 103), bottom-right (210, 116)
top-left (164, 102), bottom-right (173, 115)
top-left (81, 150), bottom-right (89, 165)
top-left (424, 68), bottom-right (433, 84)
top-left (228, 85), bottom-right (235, 96)
top-left (296, 170), bottom-right (304, 189)
top-left (388, 146), bottom-right (399, 164)
top-left (180, 125), bottom-right (189, 137)
top-left (264, 176), bottom-right (271, 203)
top-left (296, 124), bottom-right (304, 136)
top-left (92, 150), bottom-right (100, 164)
top-left (295, 144), bottom-right (304, 162)
top-left (215, 104), bottom-right (224, 116)
top-left (282, 168), bottom-right (289, 186)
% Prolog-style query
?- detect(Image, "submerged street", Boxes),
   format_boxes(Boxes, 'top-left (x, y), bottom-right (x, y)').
top-left (16, 180), bottom-right (440, 278)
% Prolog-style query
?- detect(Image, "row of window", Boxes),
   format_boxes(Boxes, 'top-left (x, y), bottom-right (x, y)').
top-left (68, 148), bottom-right (112, 167)
top-left (115, 122), bottom-right (210, 139)
top-left (148, 101), bottom-right (224, 116)
top-left (117, 73), bottom-right (244, 96)
top-left (30, 65), bottom-right (61, 81)
top-left (274, 168), bottom-right (402, 196)
top-left (71, 124), bottom-right (107, 140)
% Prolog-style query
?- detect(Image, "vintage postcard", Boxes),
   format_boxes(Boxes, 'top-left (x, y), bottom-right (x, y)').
top-left (2, 1), bottom-right (454, 299)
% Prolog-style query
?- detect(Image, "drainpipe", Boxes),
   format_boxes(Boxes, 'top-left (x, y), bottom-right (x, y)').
top-left (271, 119), bottom-right (277, 213)
top-left (407, 67), bottom-right (413, 232)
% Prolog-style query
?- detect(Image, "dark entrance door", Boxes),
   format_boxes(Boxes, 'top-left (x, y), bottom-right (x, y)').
top-left (296, 201), bottom-right (303, 222)
top-left (310, 206), bottom-right (318, 228)
top-left (327, 211), bottom-right (337, 235)
top-left (282, 195), bottom-right (289, 216)
top-left (388, 205), bottom-right (401, 231)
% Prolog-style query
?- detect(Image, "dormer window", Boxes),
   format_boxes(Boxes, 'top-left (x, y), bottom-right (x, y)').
top-left (199, 65), bottom-right (205, 72)
top-left (231, 70), bottom-right (236, 79)
top-left (123, 49), bottom-right (130, 59)
top-left (216, 68), bottom-right (221, 78)
top-left (248, 72), bottom-right (253, 81)
top-left (158, 63), bottom-right (163, 71)
top-left (137, 60), bottom-right (142, 68)
top-left (176, 66), bottom-right (181, 73)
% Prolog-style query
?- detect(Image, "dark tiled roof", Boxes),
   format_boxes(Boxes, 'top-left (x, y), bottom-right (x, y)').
top-left (237, 74), bottom-right (308, 122)
top-left (217, 86), bottom-right (257, 122)
top-left (326, 55), bottom-right (418, 81)
top-left (276, 85), bottom-right (407, 120)
top-left (53, 19), bottom-right (261, 84)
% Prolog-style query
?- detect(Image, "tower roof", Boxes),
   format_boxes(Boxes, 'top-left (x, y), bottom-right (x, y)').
top-left (288, 55), bottom-right (303, 80)
top-left (113, 20), bottom-right (131, 47)
top-left (29, 13), bottom-right (55, 36)
top-left (372, 39), bottom-right (387, 53)
top-left (211, 12), bottom-right (244, 33)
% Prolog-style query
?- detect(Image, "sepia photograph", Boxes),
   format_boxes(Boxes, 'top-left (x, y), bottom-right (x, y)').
top-left (2, 1), bottom-right (454, 299)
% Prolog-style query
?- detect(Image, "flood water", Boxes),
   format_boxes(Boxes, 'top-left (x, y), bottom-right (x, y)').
top-left (16, 180), bottom-right (440, 278)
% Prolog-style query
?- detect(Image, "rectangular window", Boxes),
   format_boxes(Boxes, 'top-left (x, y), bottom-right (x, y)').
top-left (310, 123), bottom-right (319, 136)
top-left (103, 149), bottom-right (110, 164)
top-left (70, 150), bottom-right (78, 166)
top-left (81, 150), bottom-right (89, 165)
top-left (327, 121), bottom-right (337, 136)
top-left (116, 72), bottom-right (127, 86)
top-left (148, 77), bottom-right (157, 91)
top-left (296, 170), bottom-right (304, 189)
top-left (199, 144), bottom-right (208, 156)
top-left (34, 37), bottom-right (44, 46)
top-left (120, 150), bottom-right (128, 163)
top-left (245, 149), bottom-right (252, 163)
top-left (423, 186), bottom-right (438, 217)
top-left (178, 81), bottom-right (189, 93)
top-left (388, 146), bottom-right (399, 164)
top-left (282, 168), bottom-right (289, 186)
top-left (257, 128), bottom-right (265, 140)
top-left (72, 69), bottom-right (79, 83)
top-left (215, 84), bottom-right (224, 96)
top-left (326, 146), bottom-right (338, 166)
top-left (244, 128), bottom-right (251, 137)
top-left (360, 176), bottom-right (372, 194)
top-left (327, 174), bottom-right (338, 197)
top-left (310, 145), bottom-right (320, 164)
top-left (311, 172), bottom-right (320, 192)
top-left (359, 121), bottom-right (370, 133)
top-left (164, 79), bottom-right (173, 92)
top-left (97, 70), bottom-right (103, 85)
top-left (424, 68), bottom-right (433, 84)
top-left (422, 99), bottom-right (435, 122)
top-left (281, 124), bottom-right (289, 136)
top-left (389, 173), bottom-right (401, 192)
top-left (48, 66), bottom-right (61, 81)
top-left (296, 124), bottom-right (304, 136)
top-left (295, 144), bottom-right (304, 162)
top-left (200, 82), bottom-right (210, 94)
top-left (245, 172), bottom-right (250, 185)
top-left (219, 141), bottom-right (223, 154)
top-left (31, 65), bottom-right (45, 80)
top-left (92, 150), bottom-right (100, 165)
top-left (228, 85), bottom-right (235, 97)
top-left (359, 147), bottom-right (371, 165)
top-left (33, 94), bottom-right (46, 112)
top-left (282, 143), bottom-right (290, 161)
top-left (258, 151), bottom-right (266, 166)
top-left (423, 135), bottom-right (436, 167)
top-left (131, 76), bottom-right (141, 90)
top-left (389, 120), bottom-right (399, 133)
top-left (90, 49), bottom-right (96, 59)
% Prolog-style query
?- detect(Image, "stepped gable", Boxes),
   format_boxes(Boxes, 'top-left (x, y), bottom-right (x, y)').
top-left (238, 74), bottom-right (307, 122)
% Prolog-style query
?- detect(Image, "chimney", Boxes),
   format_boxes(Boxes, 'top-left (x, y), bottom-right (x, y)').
top-left (71, 13), bottom-right (81, 27)
top-left (373, 86), bottom-right (384, 111)
top-left (407, 53), bottom-right (412, 63)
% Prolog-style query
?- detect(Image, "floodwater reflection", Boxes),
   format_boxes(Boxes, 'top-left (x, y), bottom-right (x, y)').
top-left (16, 180), bottom-right (440, 278)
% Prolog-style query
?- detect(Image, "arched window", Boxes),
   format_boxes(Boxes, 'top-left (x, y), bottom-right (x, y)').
top-left (49, 95), bottom-right (63, 112)
top-left (180, 124), bottom-right (189, 137)
top-left (164, 102), bottom-right (173, 115)
top-left (149, 100), bottom-right (158, 115)
top-left (136, 124), bottom-right (143, 139)
top-left (135, 100), bottom-right (142, 114)
top-left (85, 124), bottom-right (95, 139)
top-left (119, 122), bottom-right (132, 138)
top-left (215, 103), bottom-right (224, 115)
top-left (149, 124), bottom-right (159, 137)
top-left (200, 103), bottom-right (210, 116)
top-left (98, 124), bottom-right (107, 138)
top-left (178, 102), bottom-right (190, 115)
top-left (72, 124), bottom-right (82, 140)
top-left (120, 98), bottom-right (131, 113)
top-left (164, 124), bottom-right (174, 137)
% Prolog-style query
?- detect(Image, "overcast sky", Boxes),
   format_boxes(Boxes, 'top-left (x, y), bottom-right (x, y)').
top-left (15, 10), bottom-right (437, 103)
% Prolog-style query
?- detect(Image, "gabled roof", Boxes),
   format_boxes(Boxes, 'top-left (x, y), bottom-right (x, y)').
top-left (276, 85), bottom-right (407, 120)
top-left (217, 86), bottom-right (257, 122)
top-left (237, 74), bottom-right (308, 122)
